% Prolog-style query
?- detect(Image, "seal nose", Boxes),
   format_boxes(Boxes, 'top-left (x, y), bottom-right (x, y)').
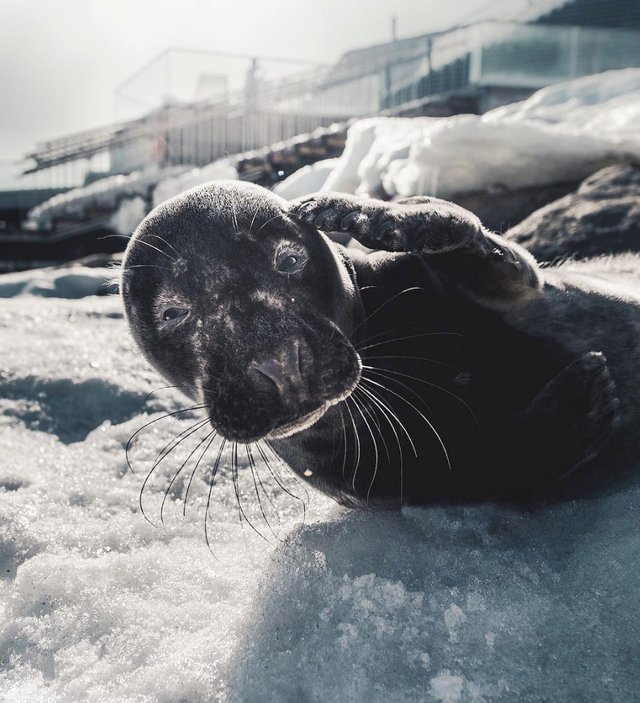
top-left (249, 340), bottom-right (305, 399)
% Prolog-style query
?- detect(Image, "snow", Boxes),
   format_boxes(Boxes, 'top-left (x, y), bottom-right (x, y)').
top-left (110, 196), bottom-right (147, 237)
top-left (272, 158), bottom-right (339, 199)
top-left (285, 69), bottom-right (640, 200)
top-left (1, 283), bottom-right (639, 701)
top-left (151, 159), bottom-right (237, 209)
top-left (25, 167), bottom-right (190, 231)
top-left (0, 266), bottom-right (114, 299)
top-left (25, 159), bottom-right (237, 235)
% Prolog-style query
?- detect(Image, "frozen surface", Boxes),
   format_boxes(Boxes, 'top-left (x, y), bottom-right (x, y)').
top-left (289, 69), bottom-right (640, 200)
top-left (1, 293), bottom-right (639, 700)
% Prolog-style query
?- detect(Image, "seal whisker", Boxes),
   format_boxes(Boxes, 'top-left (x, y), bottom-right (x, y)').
top-left (120, 264), bottom-right (174, 274)
top-left (343, 397), bottom-right (362, 493)
top-left (350, 287), bottom-right (431, 340)
top-left (356, 380), bottom-right (418, 458)
top-left (126, 405), bottom-right (207, 476)
top-left (362, 353), bottom-right (462, 375)
top-left (135, 237), bottom-right (178, 262)
top-left (144, 233), bottom-right (183, 260)
top-left (354, 386), bottom-right (391, 462)
top-left (232, 442), bottom-right (271, 545)
top-left (246, 444), bottom-right (283, 542)
top-left (230, 442), bottom-right (249, 547)
top-left (361, 376), bottom-right (452, 473)
top-left (149, 416), bottom-right (209, 468)
top-left (183, 429), bottom-right (218, 517)
top-left (204, 438), bottom-right (227, 559)
top-left (230, 198), bottom-right (240, 235)
top-left (248, 205), bottom-right (260, 236)
top-left (358, 333), bottom-right (464, 358)
top-left (364, 367), bottom-right (435, 419)
top-left (256, 212), bottom-right (287, 235)
top-left (263, 440), bottom-right (311, 504)
top-left (138, 417), bottom-right (210, 526)
top-left (257, 442), bottom-right (307, 524)
top-left (356, 384), bottom-right (406, 505)
top-left (363, 363), bottom-right (480, 430)
top-left (141, 384), bottom-right (195, 406)
top-left (160, 427), bottom-right (216, 525)
top-left (350, 390), bottom-right (382, 505)
top-left (338, 405), bottom-right (350, 481)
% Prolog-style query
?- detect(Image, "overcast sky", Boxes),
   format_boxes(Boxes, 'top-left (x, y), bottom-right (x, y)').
top-left (0, 0), bottom-right (536, 163)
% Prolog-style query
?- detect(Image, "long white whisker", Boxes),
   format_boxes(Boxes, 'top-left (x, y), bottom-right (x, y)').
top-left (350, 391), bottom-right (380, 505)
top-left (361, 376), bottom-right (452, 473)
top-left (356, 384), bottom-right (405, 505)
top-left (204, 438), bottom-right (227, 558)
top-left (183, 431), bottom-right (218, 517)
top-left (144, 233), bottom-right (182, 260)
top-left (160, 427), bottom-right (216, 525)
top-left (135, 237), bottom-right (177, 262)
top-left (363, 364), bottom-right (479, 430)
top-left (344, 397), bottom-right (362, 493)
top-left (351, 286), bottom-right (429, 339)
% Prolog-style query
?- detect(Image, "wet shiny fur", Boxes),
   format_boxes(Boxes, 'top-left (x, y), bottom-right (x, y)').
top-left (122, 182), bottom-right (640, 507)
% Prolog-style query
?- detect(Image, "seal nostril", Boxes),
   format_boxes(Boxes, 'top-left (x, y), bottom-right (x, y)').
top-left (250, 358), bottom-right (289, 397)
top-left (250, 342), bottom-right (307, 399)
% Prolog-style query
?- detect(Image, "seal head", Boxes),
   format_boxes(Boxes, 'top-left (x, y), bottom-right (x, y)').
top-left (122, 181), bottom-right (363, 442)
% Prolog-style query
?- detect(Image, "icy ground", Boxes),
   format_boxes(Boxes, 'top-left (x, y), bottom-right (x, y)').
top-left (0, 278), bottom-right (639, 702)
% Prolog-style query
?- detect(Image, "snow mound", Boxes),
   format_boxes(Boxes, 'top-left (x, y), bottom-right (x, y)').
top-left (0, 266), bottom-right (114, 298)
top-left (287, 69), bottom-right (640, 200)
top-left (151, 159), bottom-right (237, 208)
top-left (272, 158), bottom-right (339, 199)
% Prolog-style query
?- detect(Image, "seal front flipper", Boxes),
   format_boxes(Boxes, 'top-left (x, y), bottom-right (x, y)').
top-left (506, 351), bottom-right (621, 488)
top-left (289, 192), bottom-right (541, 305)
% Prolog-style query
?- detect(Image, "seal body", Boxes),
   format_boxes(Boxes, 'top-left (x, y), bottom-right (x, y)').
top-left (122, 182), bottom-right (639, 507)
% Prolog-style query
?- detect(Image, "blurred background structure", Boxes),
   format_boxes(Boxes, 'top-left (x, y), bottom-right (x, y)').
top-left (2, 0), bottom-right (640, 269)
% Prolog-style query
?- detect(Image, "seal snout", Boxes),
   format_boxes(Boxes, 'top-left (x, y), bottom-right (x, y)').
top-left (248, 340), bottom-right (308, 403)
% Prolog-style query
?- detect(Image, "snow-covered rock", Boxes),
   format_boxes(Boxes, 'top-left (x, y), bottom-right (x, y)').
top-left (288, 69), bottom-right (640, 201)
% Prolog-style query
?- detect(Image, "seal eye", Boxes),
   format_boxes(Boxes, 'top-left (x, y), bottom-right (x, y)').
top-left (276, 251), bottom-right (302, 273)
top-left (162, 307), bottom-right (189, 322)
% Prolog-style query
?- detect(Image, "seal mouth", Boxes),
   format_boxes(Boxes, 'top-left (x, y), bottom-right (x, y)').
top-left (266, 380), bottom-right (359, 440)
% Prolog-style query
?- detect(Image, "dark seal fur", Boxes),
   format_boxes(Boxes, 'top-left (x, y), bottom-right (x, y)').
top-left (122, 181), bottom-right (640, 507)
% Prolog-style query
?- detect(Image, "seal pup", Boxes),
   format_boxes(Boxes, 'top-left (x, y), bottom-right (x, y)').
top-left (122, 181), bottom-right (639, 507)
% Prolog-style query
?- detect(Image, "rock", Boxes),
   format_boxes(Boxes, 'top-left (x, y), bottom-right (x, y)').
top-left (504, 164), bottom-right (640, 262)
top-left (450, 181), bottom-right (579, 233)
